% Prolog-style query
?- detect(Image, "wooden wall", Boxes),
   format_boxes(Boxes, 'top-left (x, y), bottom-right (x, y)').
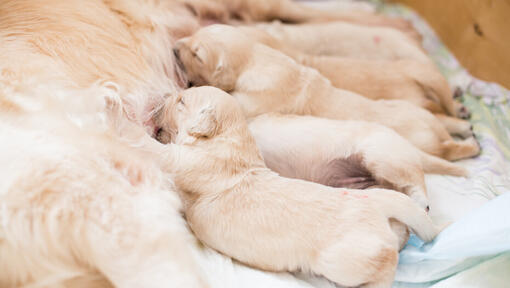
top-left (391, 0), bottom-right (510, 89)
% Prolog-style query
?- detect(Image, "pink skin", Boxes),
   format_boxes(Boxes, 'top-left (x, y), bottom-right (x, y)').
top-left (342, 190), bottom-right (368, 199)
top-left (144, 117), bottom-right (160, 137)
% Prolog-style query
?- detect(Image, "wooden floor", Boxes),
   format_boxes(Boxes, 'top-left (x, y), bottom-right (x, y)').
top-left (392, 0), bottom-right (510, 90)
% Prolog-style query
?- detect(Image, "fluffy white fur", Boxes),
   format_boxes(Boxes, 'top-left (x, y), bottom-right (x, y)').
top-left (0, 82), bottom-right (208, 288)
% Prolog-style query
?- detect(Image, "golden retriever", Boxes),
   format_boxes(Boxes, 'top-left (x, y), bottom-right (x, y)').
top-left (0, 0), bottom-right (221, 286)
top-left (254, 20), bottom-right (426, 61)
top-left (182, 0), bottom-right (421, 40)
top-left (0, 0), bottom-right (454, 286)
top-left (0, 84), bottom-right (207, 288)
top-left (155, 86), bottom-right (441, 288)
top-left (173, 24), bottom-right (480, 161)
top-left (238, 26), bottom-right (469, 119)
top-left (248, 113), bottom-right (467, 210)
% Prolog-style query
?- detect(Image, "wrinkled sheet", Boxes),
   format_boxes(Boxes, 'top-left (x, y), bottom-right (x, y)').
top-left (377, 2), bottom-right (510, 287)
top-left (195, 1), bottom-right (510, 287)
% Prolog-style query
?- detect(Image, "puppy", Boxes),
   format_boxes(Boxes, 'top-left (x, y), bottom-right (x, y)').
top-left (238, 26), bottom-right (469, 119)
top-left (0, 87), bottom-right (207, 288)
top-left (173, 25), bottom-right (480, 161)
top-left (155, 86), bottom-right (441, 288)
top-left (181, 0), bottom-right (420, 40)
top-left (248, 113), bottom-right (467, 209)
top-left (255, 20), bottom-right (427, 61)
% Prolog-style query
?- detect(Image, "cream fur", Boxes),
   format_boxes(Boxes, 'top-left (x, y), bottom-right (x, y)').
top-left (182, 0), bottom-right (421, 41)
top-left (255, 20), bottom-right (426, 61)
top-left (238, 26), bottom-right (469, 119)
top-left (248, 114), bottom-right (467, 209)
top-left (173, 24), bottom-right (480, 161)
top-left (0, 83), bottom-right (208, 288)
top-left (0, 0), bottom-right (201, 133)
top-left (156, 86), bottom-right (441, 288)
top-left (0, 0), bottom-right (213, 286)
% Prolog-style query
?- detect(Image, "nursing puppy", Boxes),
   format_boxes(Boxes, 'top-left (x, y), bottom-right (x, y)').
top-left (255, 20), bottom-right (427, 61)
top-left (248, 114), bottom-right (467, 209)
top-left (173, 25), bottom-right (480, 161)
top-left (239, 26), bottom-right (468, 119)
top-left (182, 0), bottom-right (420, 40)
top-left (155, 86), bottom-right (441, 288)
top-left (0, 88), bottom-right (207, 288)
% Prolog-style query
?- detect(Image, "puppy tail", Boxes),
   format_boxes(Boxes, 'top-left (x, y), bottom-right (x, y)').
top-left (364, 189), bottom-right (441, 242)
top-left (420, 151), bottom-right (468, 177)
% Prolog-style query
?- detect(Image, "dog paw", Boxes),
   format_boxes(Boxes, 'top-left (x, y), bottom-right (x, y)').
top-left (453, 87), bottom-right (463, 99)
top-left (466, 136), bottom-right (482, 156)
top-left (406, 186), bottom-right (429, 211)
top-left (456, 103), bottom-right (471, 119)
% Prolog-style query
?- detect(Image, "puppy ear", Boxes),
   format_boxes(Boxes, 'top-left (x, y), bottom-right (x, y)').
top-left (187, 106), bottom-right (217, 138)
top-left (194, 45), bottom-right (207, 64)
top-left (215, 55), bottom-right (224, 72)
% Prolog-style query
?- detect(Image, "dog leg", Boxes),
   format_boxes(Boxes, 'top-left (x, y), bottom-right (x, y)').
top-left (314, 229), bottom-right (398, 287)
top-left (389, 219), bottom-right (409, 251)
top-left (455, 102), bottom-right (471, 119)
top-left (441, 137), bottom-right (481, 161)
top-left (421, 99), bottom-right (449, 114)
top-left (435, 114), bottom-right (473, 138)
top-left (360, 144), bottom-right (429, 209)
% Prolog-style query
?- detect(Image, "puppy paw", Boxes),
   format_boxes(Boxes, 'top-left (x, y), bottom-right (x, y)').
top-left (453, 86), bottom-right (463, 99)
top-left (456, 121), bottom-right (475, 139)
top-left (406, 186), bottom-right (429, 211)
top-left (455, 103), bottom-right (471, 119)
top-left (465, 136), bottom-right (482, 157)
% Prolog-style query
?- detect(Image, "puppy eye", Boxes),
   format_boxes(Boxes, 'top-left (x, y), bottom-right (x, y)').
top-left (179, 97), bottom-right (185, 105)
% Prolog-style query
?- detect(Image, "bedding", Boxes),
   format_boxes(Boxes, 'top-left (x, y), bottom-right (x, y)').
top-left (192, 1), bottom-right (510, 287)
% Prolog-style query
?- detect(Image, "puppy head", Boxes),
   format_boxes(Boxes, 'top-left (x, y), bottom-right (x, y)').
top-left (173, 24), bottom-right (252, 91)
top-left (156, 86), bottom-right (244, 145)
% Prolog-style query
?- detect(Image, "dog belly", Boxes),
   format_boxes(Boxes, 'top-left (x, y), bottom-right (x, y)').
top-left (311, 154), bottom-right (378, 189)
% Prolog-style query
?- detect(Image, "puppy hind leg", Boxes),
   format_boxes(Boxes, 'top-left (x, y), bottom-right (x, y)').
top-left (454, 102), bottom-right (471, 119)
top-left (389, 219), bottom-right (409, 251)
top-left (435, 114), bottom-right (473, 139)
top-left (422, 99), bottom-right (448, 115)
top-left (360, 145), bottom-right (429, 209)
top-left (441, 137), bottom-right (480, 161)
top-left (314, 231), bottom-right (398, 287)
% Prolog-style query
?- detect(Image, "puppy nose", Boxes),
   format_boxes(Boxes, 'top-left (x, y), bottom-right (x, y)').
top-left (173, 47), bottom-right (180, 59)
